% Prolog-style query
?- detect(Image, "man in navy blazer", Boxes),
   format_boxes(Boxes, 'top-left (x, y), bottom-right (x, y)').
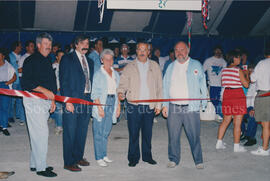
top-left (59, 35), bottom-right (94, 172)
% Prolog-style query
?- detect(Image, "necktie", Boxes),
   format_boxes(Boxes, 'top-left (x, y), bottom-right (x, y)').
top-left (81, 55), bottom-right (91, 92)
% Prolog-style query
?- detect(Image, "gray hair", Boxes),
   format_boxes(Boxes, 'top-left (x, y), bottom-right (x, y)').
top-left (36, 32), bottom-right (53, 45)
top-left (174, 41), bottom-right (190, 53)
top-left (100, 49), bottom-right (114, 60)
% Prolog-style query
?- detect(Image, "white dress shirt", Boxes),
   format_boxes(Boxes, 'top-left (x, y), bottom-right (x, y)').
top-left (75, 50), bottom-right (91, 93)
top-left (170, 58), bottom-right (190, 105)
top-left (251, 58), bottom-right (270, 91)
top-left (101, 66), bottom-right (117, 94)
top-left (52, 62), bottom-right (60, 90)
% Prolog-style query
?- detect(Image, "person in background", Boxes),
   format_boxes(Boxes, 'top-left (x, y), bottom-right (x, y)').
top-left (91, 49), bottom-right (120, 167)
top-left (216, 50), bottom-right (249, 153)
top-left (114, 43), bottom-right (133, 74)
top-left (250, 48), bottom-right (270, 156)
top-left (0, 48), bottom-right (16, 136)
top-left (113, 46), bottom-right (120, 62)
top-left (49, 43), bottom-right (61, 63)
top-left (162, 41), bottom-right (207, 169)
top-left (64, 44), bottom-right (71, 54)
top-left (241, 64), bottom-right (257, 147)
top-left (8, 41), bottom-right (23, 125)
top-left (203, 45), bottom-right (227, 120)
top-left (18, 40), bottom-right (35, 77)
top-left (117, 42), bottom-right (162, 167)
top-left (17, 40), bottom-right (35, 126)
top-left (148, 43), bottom-right (159, 64)
top-left (51, 50), bottom-right (65, 135)
top-left (88, 39), bottom-right (103, 73)
top-left (162, 49), bottom-right (175, 76)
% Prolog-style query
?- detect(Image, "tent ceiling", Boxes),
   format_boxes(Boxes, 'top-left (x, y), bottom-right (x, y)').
top-left (0, 0), bottom-right (269, 37)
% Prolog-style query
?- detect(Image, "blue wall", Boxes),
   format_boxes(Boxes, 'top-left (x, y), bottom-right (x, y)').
top-left (0, 31), bottom-right (266, 64)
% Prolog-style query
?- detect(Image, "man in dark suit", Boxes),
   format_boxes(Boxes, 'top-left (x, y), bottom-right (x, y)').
top-left (59, 35), bottom-right (94, 172)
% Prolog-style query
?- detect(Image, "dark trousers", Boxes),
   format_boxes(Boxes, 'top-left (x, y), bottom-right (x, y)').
top-left (62, 95), bottom-right (92, 166)
top-left (210, 86), bottom-right (223, 117)
top-left (241, 107), bottom-right (257, 139)
top-left (167, 103), bottom-right (203, 165)
top-left (127, 103), bottom-right (155, 163)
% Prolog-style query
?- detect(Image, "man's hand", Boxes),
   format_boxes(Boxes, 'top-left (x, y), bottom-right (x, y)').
top-left (50, 100), bottom-right (56, 113)
top-left (154, 108), bottom-right (161, 115)
top-left (118, 93), bottom-right (125, 101)
top-left (43, 89), bottom-right (55, 100)
top-left (162, 107), bottom-right (168, 118)
top-left (98, 107), bottom-right (105, 118)
top-left (66, 103), bottom-right (74, 113)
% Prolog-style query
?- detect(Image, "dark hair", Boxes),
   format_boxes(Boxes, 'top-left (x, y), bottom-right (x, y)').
top-left (53, 42), bottom-right (61, 48)
top-left (74, 35), bottom-right (89, 45)
top-left (226, 49), bottom-right (242, 65)
top-left (25, 40), bottom-right (35, 47)
top-left (64, 44), bottom-right (71, 52)
top-left (56, 50), bottom-right (64, 57)
top-left (94, 39), bottom-right (103, 45)
top-left (11, 41), bottom-right (21, 51)
top-left (0, 47), bottom-right (6, 55)
top-left (213, 45), bottom-right (223, 53)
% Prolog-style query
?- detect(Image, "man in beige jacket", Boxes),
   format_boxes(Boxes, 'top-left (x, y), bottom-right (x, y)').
top-left (117, 42), bottom-right (162, 167)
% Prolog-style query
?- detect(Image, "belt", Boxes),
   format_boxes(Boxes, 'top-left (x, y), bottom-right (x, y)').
top-left (107, 94), bottom-right (115, 98)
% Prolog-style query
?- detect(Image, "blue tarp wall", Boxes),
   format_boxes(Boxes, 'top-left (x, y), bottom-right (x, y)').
top-left (0, 31), bottom-right (268, 64)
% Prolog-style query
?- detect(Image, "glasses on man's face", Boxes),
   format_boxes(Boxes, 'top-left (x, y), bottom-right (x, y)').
top-left (137, 49), bottom-right (148, 52)
top-left (122, 48), bottom-right (128, 50)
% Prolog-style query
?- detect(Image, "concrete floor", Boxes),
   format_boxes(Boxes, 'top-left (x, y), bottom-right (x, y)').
top-left (0, 116), bottom-right (269, 181)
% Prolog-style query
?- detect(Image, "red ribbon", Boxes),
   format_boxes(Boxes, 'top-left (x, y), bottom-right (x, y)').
top-left (130, 92), bottom-right (270, 103)
top-left (0, 88), bottom-right (102, 106)
top-left (1, 88), bottom-right (270, 105)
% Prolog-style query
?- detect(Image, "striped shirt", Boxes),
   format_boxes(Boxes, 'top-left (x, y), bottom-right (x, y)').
top-left (221, 67), bottom-right (242, 88)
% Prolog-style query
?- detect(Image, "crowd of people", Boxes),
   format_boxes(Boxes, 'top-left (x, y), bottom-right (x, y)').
top-left (0, 32), bottom-right (270, 178)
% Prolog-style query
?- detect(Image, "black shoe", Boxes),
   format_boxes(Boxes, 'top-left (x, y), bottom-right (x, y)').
top-left (8, 118), bottom-right (15, 123)
top-left (244, 138), bottom-right (257, 146)
top-left (143, 159), bottom-right (157, 165)
top-left (2, 129), bottom-right (10, 136)
top-left (30, 166), bottom-right (53, 172)
top-left (128, 162), bottom-right (138, 167)
top-left (36, 170), bottom-right (57, 177)
top-left (240, 134), bottom-right (247, 141)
